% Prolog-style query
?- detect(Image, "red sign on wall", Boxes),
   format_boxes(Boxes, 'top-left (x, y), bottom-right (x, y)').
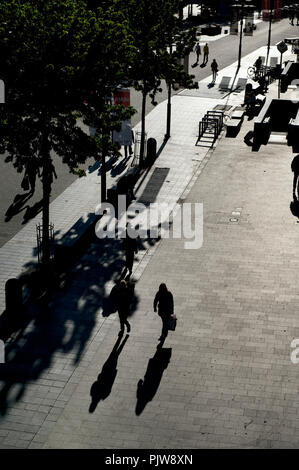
top-left (262, 0), bottom-right (282, 20)
top-left (113, 89), bottom-right (130, 107)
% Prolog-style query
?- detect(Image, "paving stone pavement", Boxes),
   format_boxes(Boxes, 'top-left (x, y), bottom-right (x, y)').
top-left (1, 45), bottom-right (299, 449)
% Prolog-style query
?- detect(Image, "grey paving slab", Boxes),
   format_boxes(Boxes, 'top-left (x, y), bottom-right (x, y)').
top-left (1, 44), bottom-right (299, 449)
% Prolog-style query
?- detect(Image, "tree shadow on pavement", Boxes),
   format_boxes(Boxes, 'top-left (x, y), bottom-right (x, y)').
top-left (135, 347), bottom-right (172, 416)
top-left (89, 333), bottom-right (129, 413)
top-left (0, 189), bottom-right (165, 415)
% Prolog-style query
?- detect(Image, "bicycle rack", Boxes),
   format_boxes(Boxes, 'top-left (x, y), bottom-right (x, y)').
top-left (197, 110), bottom-right (223, 146)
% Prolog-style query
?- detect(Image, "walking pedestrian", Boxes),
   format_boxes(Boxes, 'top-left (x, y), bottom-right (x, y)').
top-left (116, 280), bottom-right (132, 336)
top-left (211, 59), bottom-right (218, 82)
top-left (123, 228), bottom-right (138, 276)
top-left (203, 43), bottom-right (209, 64)
top-left (254, 56), bottom-right (262, 75)
top-left (195, 42), bottom-right (201, 62)
top-left (124, 130), bottom-right (134, 159)
top-left (24, 158), bottom-right (41, 194)
top-left (153, 283), bottom-right (174, 342)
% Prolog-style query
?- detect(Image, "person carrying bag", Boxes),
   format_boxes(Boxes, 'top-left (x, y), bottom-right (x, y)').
top-left (154, 283), bottom-right (176, 341)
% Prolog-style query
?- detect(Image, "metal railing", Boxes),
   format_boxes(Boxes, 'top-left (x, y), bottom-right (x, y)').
top-left (36, 223), bottom-right (55, 263)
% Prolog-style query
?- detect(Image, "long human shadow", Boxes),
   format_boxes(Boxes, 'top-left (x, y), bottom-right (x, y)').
top-left (89, 334), bottom-right (129, 413)
top-left (22, 199), bottom-right (43, 223)
top-left (5, 192), bottom-right (33, 222)
top-left (135, 347), bottom-right (172, 415)
top-left (0, 181), bottom-right (169, 415)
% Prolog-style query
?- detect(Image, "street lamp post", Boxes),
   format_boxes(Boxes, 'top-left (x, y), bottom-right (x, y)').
top-left (237, 2), bottom-right (245, 69)
top-left (266, 0), bottom-right (274, 68)
top-left (233, 1), bottom-right (253, 70)
top-left (165, 43), bottom-right (173, 141)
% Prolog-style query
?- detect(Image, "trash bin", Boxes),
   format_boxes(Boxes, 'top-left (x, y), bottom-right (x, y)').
top-left (146, 138), bottom-right (157, 165)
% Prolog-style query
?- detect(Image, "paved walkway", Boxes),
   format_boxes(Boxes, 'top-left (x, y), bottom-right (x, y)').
top-left (0, 45), bottom-right (299, 449)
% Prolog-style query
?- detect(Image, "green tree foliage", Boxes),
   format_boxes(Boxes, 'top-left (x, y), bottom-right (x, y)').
top-left (0, 0), bottom-right (134, 266)
top-left (120, 0), bottom-right (198, 165)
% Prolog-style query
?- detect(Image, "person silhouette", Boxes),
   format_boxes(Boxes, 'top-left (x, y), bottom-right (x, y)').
top-left (195, 42), bottom-right (201, 62)
top-left (154, 283), bottom-right (174, 342)
top-left (203, 43), bottom-right (209, 64)
top-left (291, 155), bottom-right (299, 200)
top-left (211, 59), bottom-right (218, 82)
top-left (116, 280), bottom-right (132, 335)
top-left (24, 159), bottom-right (41, 194)
top-left (122, 228), bottom-right (138, 276)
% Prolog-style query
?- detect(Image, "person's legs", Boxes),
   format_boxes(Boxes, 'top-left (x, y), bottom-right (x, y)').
top-left (126, 251), bottom-right (134, 274)
top-left (119, 310), bottom-right (130, 333)
top-left (159, 315), bottom-right (168, 340)
top-left (118, 311), bottom-right (125, 335)
top-left (124, 146), bottom-right (128, 159)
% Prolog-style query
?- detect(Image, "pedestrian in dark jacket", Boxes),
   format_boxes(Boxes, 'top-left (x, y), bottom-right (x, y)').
top-left (211, 59), bottom-right (218, 82)
top-left (195, 42), bottom-right (201, 62)
top-left (123, 232), bottom-right (138, 275)
top-left (116, 280), bottom-right (132, 335)
top-left (154, 283), bottom-right (174, 341)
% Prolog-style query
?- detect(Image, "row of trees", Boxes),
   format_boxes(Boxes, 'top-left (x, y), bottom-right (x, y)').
top-left (0, 0), bottom-right (198, 267)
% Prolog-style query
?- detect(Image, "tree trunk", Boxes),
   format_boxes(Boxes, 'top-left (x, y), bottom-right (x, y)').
top-left (101, 150), bottom-right (106, 202)
top-left (41, 151), bottom-right (51, 268)
top-left (139, 89), bottom-right (147, 168)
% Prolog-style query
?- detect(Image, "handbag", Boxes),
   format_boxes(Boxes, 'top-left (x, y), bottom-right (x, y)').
top-left (21, 174), bottom-right (29, 191)
top-left (167, 314), bottom-right (177, 331)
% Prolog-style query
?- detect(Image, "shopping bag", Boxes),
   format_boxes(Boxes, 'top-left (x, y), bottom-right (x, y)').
top-left (167, 314), bottom-right (177, 331)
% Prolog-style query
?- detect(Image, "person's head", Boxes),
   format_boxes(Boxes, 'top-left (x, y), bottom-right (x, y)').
top-left (159, 283), bottom-right (168, 293)
top-left (120, 280), bottom-right (127, 289)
